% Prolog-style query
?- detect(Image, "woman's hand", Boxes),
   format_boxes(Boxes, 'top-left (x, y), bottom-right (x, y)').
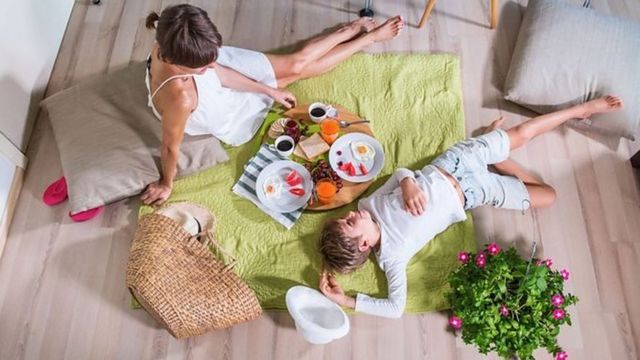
top-left (268, 88), bottom-right (297, 109)
top-left (319, 271), bottom-right (356, 309)
top-left (400, 178), bottom-right (427, 216)
top-left (140, 181), bottom-right (172, 206)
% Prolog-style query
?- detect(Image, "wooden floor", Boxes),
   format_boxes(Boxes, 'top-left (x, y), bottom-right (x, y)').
top-left (1, 0), bottom-right (639, 359)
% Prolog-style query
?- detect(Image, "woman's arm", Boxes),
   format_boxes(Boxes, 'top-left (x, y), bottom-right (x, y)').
top-left (213, 63), bottom-right (296, 108)
top-left (140, 96), bottom-right (192, 205)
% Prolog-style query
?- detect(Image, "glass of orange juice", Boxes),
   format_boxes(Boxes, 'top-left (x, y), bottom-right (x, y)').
top-left (316, 179), bottom-right (337, 205)
top-left (320, 118), bottom-right (340, 144)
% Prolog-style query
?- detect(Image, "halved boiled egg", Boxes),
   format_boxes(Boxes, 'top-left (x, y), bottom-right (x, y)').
top-left (350, 141), bottom-right (375, 162)
top-left (263, 176), bottom-right (283, 198)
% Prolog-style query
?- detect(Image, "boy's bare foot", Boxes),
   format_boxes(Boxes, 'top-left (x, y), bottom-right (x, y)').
top-left (369, 15), bottom-right (404, 42)
top-left (482, 116), bottom-right (505, 134)
top-left (577, 95), bottom-right (624, 119)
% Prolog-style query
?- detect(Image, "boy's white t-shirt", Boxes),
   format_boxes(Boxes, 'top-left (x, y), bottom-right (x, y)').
top-left (355, 166), bottom-right (467, 318)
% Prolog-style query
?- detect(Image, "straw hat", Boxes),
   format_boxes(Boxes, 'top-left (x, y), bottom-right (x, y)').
top-left (157, 202), bottom-right (215, 236)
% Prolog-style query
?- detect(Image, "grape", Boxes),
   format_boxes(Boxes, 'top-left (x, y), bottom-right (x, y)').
top-left (307, 161), bottom-right (344, 193)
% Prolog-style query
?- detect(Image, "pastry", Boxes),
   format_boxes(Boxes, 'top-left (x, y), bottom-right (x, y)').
top-left (268, 118), bottom-right (289, 139)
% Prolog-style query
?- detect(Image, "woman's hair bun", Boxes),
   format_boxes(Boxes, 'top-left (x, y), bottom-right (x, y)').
top-left (145, 12), bottom-right (160, 29)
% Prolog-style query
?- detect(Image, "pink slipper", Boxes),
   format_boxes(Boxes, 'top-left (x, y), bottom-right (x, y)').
top-left (43, 177), bottom-right (68, 206)
top-left (69, 206), bottom-right (104, 222)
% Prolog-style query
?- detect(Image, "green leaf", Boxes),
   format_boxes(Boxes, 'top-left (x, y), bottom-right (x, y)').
top-left (536, 278), bottom-right (547, 291)
top-left (498, 281), bottom-right (506, 293)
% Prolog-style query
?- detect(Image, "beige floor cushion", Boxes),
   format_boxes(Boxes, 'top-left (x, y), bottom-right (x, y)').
top-left (504, 0), bottom-right (640, 140)
top-left (41, 61), bottom-right (228, 213)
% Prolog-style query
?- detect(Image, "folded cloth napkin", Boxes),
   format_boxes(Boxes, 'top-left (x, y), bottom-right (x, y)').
top-left (232, 144), bottom-right (305, 229)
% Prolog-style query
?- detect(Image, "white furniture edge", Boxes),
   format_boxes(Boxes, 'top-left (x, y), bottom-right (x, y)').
top-left (0, 168), bottom-right (24, 261)
top-left (0, 131), bottom-right (28, 169)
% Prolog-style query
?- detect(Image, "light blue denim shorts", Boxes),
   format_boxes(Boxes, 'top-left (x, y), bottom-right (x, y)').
top-left (430, 129), bottom-right (530, 211)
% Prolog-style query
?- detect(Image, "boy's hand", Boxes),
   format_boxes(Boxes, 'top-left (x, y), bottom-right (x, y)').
top-left (400, 177), bottom-right (427, 216)
top-left (319, 272), bottom-right (356, 309)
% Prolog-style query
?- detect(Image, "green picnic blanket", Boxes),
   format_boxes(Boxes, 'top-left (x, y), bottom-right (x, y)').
top-left (139, 53), bottom-right (476, 312)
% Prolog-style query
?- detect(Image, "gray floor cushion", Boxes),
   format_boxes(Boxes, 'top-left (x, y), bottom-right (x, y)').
top-left (504, 0), bottom-right (640, 140)
top-left (41, 61), bottom-right (228, 213)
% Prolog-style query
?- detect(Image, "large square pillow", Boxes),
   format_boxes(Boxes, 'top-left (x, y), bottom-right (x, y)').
top-left (504, 0), bottom-right (640, 140)
top-left (41, 61), bottom-right (228, 213)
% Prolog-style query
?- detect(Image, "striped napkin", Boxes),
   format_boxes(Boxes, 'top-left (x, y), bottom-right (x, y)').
top-left (232, 144), bottom-right (305, 229)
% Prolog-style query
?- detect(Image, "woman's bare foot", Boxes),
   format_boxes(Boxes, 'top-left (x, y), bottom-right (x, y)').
top-left (368, 15), bottom-right (404, 42)
top-left (576, 95), bottom-right (624, 119)
top-left (482, 116), bottom-right (505, 134)
top-left (348, 17), bottom-right (377, 33)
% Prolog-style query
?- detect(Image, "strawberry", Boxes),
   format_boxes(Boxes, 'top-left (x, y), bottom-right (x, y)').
top-left (286, 175), bottom-right (303, 187)
top-left (285, 170), bottom-right (299, 182)
top-left (289, 188), bottom-right (305, 197)
top-left (347, 163), bottom-right (356, 177)
top-left (339, 162), bottom-right (351, 171)
top-left (285, 170), bottom-right (302, 186)
top-left (359, 163), bottom-right (368, 175)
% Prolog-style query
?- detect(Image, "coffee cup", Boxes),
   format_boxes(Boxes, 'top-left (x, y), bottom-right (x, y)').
top-left (308, 102), bottom-right (338, 123)
top-left (274, 135), bottom-right (295, 157)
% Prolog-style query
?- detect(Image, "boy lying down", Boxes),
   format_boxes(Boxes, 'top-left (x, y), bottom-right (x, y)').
top-left (318, 96), bottom-right (622, 318)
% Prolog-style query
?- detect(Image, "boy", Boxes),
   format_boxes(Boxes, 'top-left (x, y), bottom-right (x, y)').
top-left (318, 96), bottom-right (623, 318)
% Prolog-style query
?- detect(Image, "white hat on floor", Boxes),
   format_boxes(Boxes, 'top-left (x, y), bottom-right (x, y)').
top-left (157, 202), bottom-right (214, 236)
top-left (286, 285), bottom-right (350, 344)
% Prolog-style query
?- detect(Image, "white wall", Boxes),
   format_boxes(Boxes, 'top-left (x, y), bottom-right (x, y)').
top-left (0, 0), bottom-right (75, 152)
top-left (0, 0), bottom-right (74, 227)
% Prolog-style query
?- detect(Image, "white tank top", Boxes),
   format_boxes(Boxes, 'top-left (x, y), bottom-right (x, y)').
top-left (144, 46), bottom-right (276, 146)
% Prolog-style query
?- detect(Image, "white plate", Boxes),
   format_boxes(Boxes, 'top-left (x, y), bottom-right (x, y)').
top-left (328, 133), bottom-right (384, 183)
top-left (256, 160), bottom-right (313, 213)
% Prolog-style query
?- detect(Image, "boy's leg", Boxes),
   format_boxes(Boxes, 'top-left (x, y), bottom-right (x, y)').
top-left (492, 159), bottom-right (556, 209)
top-left (503, 95), bottom-right (623, 151)
top-left (525, 183), bottom-right (557, 209)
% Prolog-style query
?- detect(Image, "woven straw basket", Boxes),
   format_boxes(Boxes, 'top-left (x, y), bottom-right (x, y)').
top-left (126, 203), bottom-right (262, 338)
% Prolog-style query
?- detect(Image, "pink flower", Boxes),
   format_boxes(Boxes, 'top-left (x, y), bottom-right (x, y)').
top-left (487, 242), bottom-right (501, 256)
top-left (544, 258), bottom-right (553, 268)
top-left (475, 254), bottom-right (486, 268)
top-left (449, 315), bottom-right (463, 330)
top-left (552, 294), bottom-right (565, 307)
top-left (560, 269), bottom-right (570, 281)
top-left (458, 252), bottom-right (470, 264)
top-left (552, 308), bottom-right (565, 320)
top-left (499, 305), bottom-right (509, 317)
top-left (556, 351), bottom-right (568, 360)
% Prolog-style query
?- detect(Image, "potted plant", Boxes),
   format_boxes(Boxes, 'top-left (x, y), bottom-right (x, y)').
top-left (447, 243), bottom-right (578, 360)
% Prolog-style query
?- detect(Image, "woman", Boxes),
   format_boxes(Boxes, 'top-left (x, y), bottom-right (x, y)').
top-left (141, 4), bottom-right (404, 205)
